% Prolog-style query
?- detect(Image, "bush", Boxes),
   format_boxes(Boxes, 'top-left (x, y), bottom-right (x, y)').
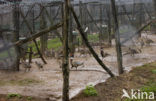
top-left (83, 85), bottom-right (98, 97)
top-left (7, 93), bottom-right (22, 99)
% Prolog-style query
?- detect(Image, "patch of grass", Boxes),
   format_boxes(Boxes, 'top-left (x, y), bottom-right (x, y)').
top-left (152, 69), bottom-right (156, 74)
top-left (17, 79), bottom-right (41, 86)
top-left (88, 34), bottom-right (99, 42)
top-left (29, 34), bottom-right (99, 54)
top-left (141, 81), bottom-right (156, 93)
top-left (7, 93), bottom-right (22, 99)
top-left (27, 96), bottom-right (33, 100)
top-left (29, 38), bottom-right (62, 53)
top-left (0, 78), bottom-right (41, 86)
top-left (83, 85), bottom-right (98, 97)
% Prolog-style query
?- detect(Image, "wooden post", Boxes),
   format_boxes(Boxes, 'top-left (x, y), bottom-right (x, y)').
top-left (32, 7), bottom-right (35, 33)
top-left (153, 0), bottom-right (156, 16)
top-left (40, 6), bottom-right (48, 55)
top-left (13, 1), bottom-right (20, 71)
top-left (110, 0), bottom-right (124, 74)
top-left (99, 4), bottom-right (103, 42)
top-left (106, 6), bottom-right (112, 46)
top-left (69, 9), bottom-right (74, 54)
top-left (138, 3), bottom-right (143, 37)
top-left (79, 1), bottom-right (84, 46)
top-left (29, 47), bottom-right (33, 63)
top-left (62, 0), bottom-right (70, 101)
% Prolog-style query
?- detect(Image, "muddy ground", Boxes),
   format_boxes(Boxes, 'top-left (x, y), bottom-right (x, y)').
top-left (0, 33), bottom-right (156, 101)
top-left (71, 62), bottom-right (156, 101)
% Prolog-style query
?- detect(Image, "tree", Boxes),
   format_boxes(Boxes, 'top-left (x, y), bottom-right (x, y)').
top-left (40, 7), bottom-right (48, 55)
top-left (110, 0), bottom-right (124, 74)
top-left (13, 1), bottom-right (20, 71)
top-left (153, 0), bottom-right (156, 16)
top-left (62, 0), bottom-right (70, 101)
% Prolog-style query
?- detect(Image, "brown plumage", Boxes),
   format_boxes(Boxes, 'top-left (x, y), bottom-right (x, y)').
top-left (22, 61), bottom-right (31, 72)
top-left (100, 48), bottom-right (110, 59)
top-left (35, 61), bottom-right (44, 70)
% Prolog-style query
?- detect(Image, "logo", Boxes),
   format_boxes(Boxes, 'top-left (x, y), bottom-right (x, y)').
top-left (122, 89), bottom-right (155, 100)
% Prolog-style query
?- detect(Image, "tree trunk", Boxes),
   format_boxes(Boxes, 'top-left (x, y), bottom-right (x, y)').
top-left (62, 0), bottom-right (70, 101)
top-left (70, 5), bottom-right (115, 77)
top-left (152, 0), bottom-right (156, 34)
top-left (69, 10), bottom-right (74, 54)
top-left (110, 0), bottom-right (124, 74)
top-left (153, 0), bottom-right (156, 16)
top-left (40, 7), bottom-right (48, 55)
top-left (106, 6), bottom-right (112, 46)
top-left (99, 4), bottom-right (103, 42)
top-left (13, 2), bottom-right (20, 71)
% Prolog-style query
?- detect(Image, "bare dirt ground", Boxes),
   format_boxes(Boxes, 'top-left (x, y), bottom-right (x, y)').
top-left (0, 33), bottom-right (156, 101)
top-left (71, 62), bottom-right (156, 101)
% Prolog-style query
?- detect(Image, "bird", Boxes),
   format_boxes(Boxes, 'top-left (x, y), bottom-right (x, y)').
top-left (35, 61), bottom-right (44, 70)
top-left (128, 48), bottom-right (140, 56)
top-left (22, 61), bottom-right (31, 72)
top-left (100, 48), bottom-right (110, 59)
top-left (145, 38), bottom-right (154, 45)
top-left (84, 27), bottom-right (88, 33)
top-left (71, 61), bottom-right (84, 70)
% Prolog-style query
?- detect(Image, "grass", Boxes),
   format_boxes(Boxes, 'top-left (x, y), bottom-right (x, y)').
top-left (151, 69), bottom-right (156, 74)
top-left (29, 37), bottom-right (62, 52)
top-left (0, 78), bottom-right (41, 86)
top-left (124, 66), bottom-right (156, 101)
top-left (27, 96), bottom-right (33, 100)
top-left (0, 48), bottom-right (16, 59)
top-left (6, 94), bottom-right (33, 101)
top-left (29, 34), bottom-right (99, 53)
top-left (7, 93), bottom-right (22, 99)
top-left (83, 85), bottom-right (98, 97)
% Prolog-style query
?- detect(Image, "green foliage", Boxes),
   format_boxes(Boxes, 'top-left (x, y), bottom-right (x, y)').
top-left (151, 69), bottom-right (156, 74)
top-left (27, 96), bottom-right (33, 100)
top-left (141, 83), bottom-right (156, 93)
top-left (87, 34), bottom-right (99, 42)
top-left (0, 78), bottom-right (41, 86)
top-left (47, 38), bottom-right (62, 50)
top-left (76, 34), bottom-right (99, 46)
top-left (7, 93), bottom-right (22, 99)
top-left (29, 34), bottom-right (99, 54)
top-left (83, 85), bottom-right (98, 97)
top-left (29, 38), bottom-right (62, 53)
top-left (18, 79), bottom-right (41, 86)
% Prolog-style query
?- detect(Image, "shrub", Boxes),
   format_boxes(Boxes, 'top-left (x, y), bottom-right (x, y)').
top-left (83, 85), bottom-right (98, 97)
top-left (7, 93), bottom-right (22, 99)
